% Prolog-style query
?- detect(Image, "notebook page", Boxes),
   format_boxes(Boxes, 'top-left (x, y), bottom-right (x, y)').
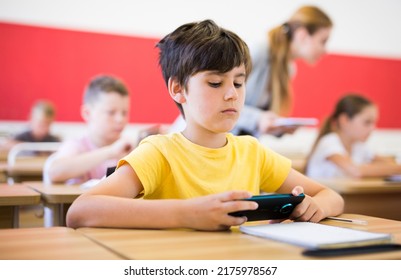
top-left (273, 118), bottom-right (318, 127)
top-left (240, 222), bottom-right (392, 249)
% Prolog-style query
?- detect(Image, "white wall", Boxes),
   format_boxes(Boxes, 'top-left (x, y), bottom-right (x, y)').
top-left (1, 121), bottom-right (400, 161)
top-left (1, 0), bottom-right (401, 59)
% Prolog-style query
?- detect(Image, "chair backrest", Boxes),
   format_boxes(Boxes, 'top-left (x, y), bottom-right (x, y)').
top-left (7, 142), bottom-right (61, 166)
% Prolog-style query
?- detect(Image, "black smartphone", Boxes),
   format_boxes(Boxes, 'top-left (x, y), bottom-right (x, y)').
top-left (229, 193), bottom-right (305, 221)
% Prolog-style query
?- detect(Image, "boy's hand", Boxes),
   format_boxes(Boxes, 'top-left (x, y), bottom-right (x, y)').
top-left (109, 138), bottom-right (135, 159)
top-left (181, 191), bottom-right (258, 231)
top-left (287, 186), bottom-right (326, 223)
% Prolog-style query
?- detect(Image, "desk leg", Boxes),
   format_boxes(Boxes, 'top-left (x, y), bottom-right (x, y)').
top-left (43, 203), bottom-right (71, 227)
top-left (0, 206), bottom-right (16, 228)
top-left (43, 203), bottom-right (61, 227)
top-left (13, 206), bottom-right (19, 228)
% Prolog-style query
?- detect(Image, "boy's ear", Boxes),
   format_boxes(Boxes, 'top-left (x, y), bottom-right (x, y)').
top-left (80, 104), bottom-right (90, 122)
top-left (168, 77), bottom-right (186, 103)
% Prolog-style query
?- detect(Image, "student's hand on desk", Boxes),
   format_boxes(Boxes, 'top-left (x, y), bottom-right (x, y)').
top-left (182, 191), bottom-right (258, 231)
top-left (109, 138), bottom-right (135, 159)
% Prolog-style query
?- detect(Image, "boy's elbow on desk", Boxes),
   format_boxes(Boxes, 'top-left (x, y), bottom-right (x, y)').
top-left (66, 195), bottom-right (94, 228)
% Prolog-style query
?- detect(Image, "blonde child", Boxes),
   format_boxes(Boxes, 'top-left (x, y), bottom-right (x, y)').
top-left (0, 100), bottom-right (60, 151)
top-left (67, 20), bottom-right (343, 231)
top-left (306, 94), bottom-right (401, 178)
top-left (44, 74), bottom-right (135, 184)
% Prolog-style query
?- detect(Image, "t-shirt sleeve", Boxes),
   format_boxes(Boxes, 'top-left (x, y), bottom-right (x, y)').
top-left (13, 131), bottom-right (31, 142)
top-left (259, 146), bottom-right (292, 193)
top-left (117, 140), bottom-right (170, 197)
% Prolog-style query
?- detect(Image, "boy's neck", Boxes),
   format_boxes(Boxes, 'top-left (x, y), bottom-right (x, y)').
top-left (181, 128), bottom-right (227, 149)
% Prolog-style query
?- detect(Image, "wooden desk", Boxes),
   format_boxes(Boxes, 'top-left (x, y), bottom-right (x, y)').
top-left (25, 182), bottom-right (85, 227)
top-left (77, 214), bottom-right (401, 260)
top-left (0, 149), bottom-right (7, 161)
top-left (0, 227), bottom-right (123, 259)
top-left (0, 184), bottom-right (41, 228)
top-left (291, 158), bottom-right (306, 173)
top-left (0, 156), bottom-right (48, 182)
top-left (318, 178), bottom-right (401, 221)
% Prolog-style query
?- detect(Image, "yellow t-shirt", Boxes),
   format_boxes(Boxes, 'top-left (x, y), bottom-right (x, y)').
top-left (118, 133), bottom-right (291, 199)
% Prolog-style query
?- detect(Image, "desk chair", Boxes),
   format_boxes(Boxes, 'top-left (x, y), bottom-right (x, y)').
top-left (7, 142), bottom-right (61, 166)
top-left (7, 142), bottom-right (61, 184)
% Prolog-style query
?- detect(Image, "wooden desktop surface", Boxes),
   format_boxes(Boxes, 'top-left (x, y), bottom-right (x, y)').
top-left (25, 182), bottom-right (84, 204)
top-left (318, 178), bottom-right (401, 221)
top-left (24, 182), bottom-right (85, 227)
top-left (291, 158), bottom-right (305, 173)
top-left (0, 156), bottom-right (48, 182)
top-left (319, 178), bottom-right (401, 193)
top-left (77, 214), bottom-right (401, 260)
top-left (0, 183), bottom-right (41, 228)
top-left (0, 183), bottom-right (41, 206)
top-left (0, 227), bottom-right (123, 260)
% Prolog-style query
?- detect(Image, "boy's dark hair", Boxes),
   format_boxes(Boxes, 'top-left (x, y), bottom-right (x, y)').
top-left (156, 19), bottom-right (252, 117)
top-left (83, 75), bottom-right (129, 104)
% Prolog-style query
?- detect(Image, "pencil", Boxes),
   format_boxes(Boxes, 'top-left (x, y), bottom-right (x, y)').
top-left (326, 216), bottom-right (368, 225)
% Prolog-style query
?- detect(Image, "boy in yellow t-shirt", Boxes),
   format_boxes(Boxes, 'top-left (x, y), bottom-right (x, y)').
top-left (67, 20), bottom-right (343, 231)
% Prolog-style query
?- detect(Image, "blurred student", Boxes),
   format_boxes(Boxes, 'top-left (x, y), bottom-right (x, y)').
top-left (235, 5), bottom-right (332, 137)
top-left (0, 100), bottom-right (60, 152)
top-left (170, 5), bottom-right (333, 138)
top-left (306, 94), bottom-right (401, 179)
top-left (44, 74), bottom-right (135, 184)
top-left (66, 20), bottom-right (343, 231)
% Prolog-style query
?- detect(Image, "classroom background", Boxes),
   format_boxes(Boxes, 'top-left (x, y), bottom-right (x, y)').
top-left (2, 0), bottom-right (401, 265)
top-left (1, 0), bottom-right (400, 157)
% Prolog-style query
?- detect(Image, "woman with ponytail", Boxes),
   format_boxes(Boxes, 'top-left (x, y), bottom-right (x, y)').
top-left (306, 94), bottom-right (401, 179)
top-left (232, 5), bottom-right (333, 137)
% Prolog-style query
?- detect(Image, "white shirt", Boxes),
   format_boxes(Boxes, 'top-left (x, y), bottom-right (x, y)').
top-left (306, 132), bottom-right (374, 179)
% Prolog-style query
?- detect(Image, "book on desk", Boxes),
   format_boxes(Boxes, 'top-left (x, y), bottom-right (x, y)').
top-left (272, 117), bottom-right (319, 127)
top-left (240, 222), bottom-right (392, 250)
top-left (384, 174), bottom-right (401, 182)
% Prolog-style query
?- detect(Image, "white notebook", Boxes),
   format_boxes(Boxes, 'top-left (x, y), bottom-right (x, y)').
top-left (240, 222), bottom-right (392, 249)
top-left (273, 117), bottom-right (319, 127)
top-left (385, 174), bottom-right (401, 182)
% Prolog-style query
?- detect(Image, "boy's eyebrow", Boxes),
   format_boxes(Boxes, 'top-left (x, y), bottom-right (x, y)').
top-left (204, 71), bottom-right (246, 78)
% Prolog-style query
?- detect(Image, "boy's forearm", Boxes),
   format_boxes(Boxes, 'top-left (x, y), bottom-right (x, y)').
top-left (47, 146), bottom-right (115, 182)
top-left (67, 195), bottom-right (186, 229)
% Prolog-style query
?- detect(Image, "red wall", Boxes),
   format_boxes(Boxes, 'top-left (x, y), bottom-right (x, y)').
top-left (1, 22), bottom-right (401, 128)
top-left (0, 22), bottom-right (177, 123)
top-left (293, 54), bottom-right (401, 128)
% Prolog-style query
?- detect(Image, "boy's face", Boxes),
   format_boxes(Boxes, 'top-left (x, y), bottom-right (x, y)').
top-left (179, 65), bottom-right (246, 134)
top-left (82, 91), bottom-right (130, 144)
top-left (30, 113), bottom-right (53, 139)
